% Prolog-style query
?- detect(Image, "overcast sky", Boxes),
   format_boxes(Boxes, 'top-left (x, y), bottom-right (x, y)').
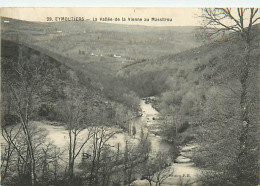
top-left (1, 8), bottom-right (204, 26)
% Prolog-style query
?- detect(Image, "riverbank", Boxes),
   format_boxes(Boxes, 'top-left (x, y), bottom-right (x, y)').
top-left (130, 99), bottom-right (202, 186)
top-left (1, 98), bottom-right (202, 185)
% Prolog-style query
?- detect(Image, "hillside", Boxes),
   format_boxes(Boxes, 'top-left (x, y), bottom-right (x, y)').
top-left (1, 39), bottom-right (112, 124)
top-left (119, 24), bottom-right (260, 97)
top-left (2, 17), bottom-right (259, 139)
top-left (118, 28), bottom-right (260, 144)
top-left (3, 37), bottom-right (145, 144)
top-left (1, 17), bottom-right (202, 75)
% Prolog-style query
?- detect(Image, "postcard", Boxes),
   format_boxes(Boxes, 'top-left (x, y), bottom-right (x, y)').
top-left (1, 7), bottom-right (259, 186)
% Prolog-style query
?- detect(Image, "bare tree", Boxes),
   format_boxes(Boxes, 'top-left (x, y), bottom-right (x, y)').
top-left (201, 8), bottom-right (260, 185)
top-left (99, 146), bottom-right (113, 186)
top-left (123, 140), bottom-right (136, 186)
top-left (153, 152), bottom-right (173, 186)
top-left (141, 160), bottom-right (155, 186)
top-left (1, 125), bottom-right (22, 183)
top-left (1, 122), bottom-right (57, 185)
top-left (141, 152), bottom-right (172, 186)
top-left (88, 126), bottom-right (117, 186)
top-left (37, 141), bottom-right (64, 185)
top-left (60, 88), bottom-right (94, 179)
top-left (132, 125), bottom-right (136, 138)
top-left (138, 128), bottom-right (151, 160)
top-left (2, 49), bottom-right (55, 185)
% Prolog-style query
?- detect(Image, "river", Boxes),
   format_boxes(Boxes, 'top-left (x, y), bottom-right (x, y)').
top-left (35, 99), bottom-right (201, 185)
top-left (131, 100), bottom-right (201, 186)
top-left (130, 100), bottom-right (173, 154)
top-left (1, 99), bottom-right (201, 185)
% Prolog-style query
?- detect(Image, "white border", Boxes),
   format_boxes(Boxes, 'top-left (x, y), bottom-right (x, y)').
top-left (0, 0), bottom-right (259, 7)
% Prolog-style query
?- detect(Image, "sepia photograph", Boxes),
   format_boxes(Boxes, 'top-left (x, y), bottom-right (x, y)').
top-left (0, 7), bottom-right (259, 186)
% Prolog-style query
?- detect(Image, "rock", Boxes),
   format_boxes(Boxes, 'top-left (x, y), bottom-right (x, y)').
top-left (181, 144), bottom-right (199, 152)
top-left (130, 179), bottom-right (150, 186)
top-left (180, 151), bottom-right (193, 158)
top-left (175, 155), bottom-right (191, 163)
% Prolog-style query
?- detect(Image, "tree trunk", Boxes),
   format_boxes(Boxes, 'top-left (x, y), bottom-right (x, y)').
top-left (68, 126), bottom-right (75, 179)
top-left (68, 161), bottom-right (74, 179)
top-left (2, 144), bottom-right (14, 182)
top-left (236, 41), bottom-right (251, 185)
top-left (21, 122), bottom-right (37, 185)
top-left (29, 140), bottom-right (37, 185)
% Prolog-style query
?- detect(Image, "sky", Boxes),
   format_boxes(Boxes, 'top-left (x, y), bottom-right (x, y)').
top-left (1, 0), bottom-right (259, 27)
top-left (0, 8), bottom-right (207, 27)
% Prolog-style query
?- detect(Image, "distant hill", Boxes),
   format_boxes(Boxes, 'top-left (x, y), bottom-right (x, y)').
top-left (118, 25), bottom-right (260, 125)
top-left (120, 34), bottom-right (259, 93)
top-left (1, 17), bottom-right (203, 75)
top-left (1, 19), bottom-right (145, 124)
top-left (2, 17), bottom-right (259, 123)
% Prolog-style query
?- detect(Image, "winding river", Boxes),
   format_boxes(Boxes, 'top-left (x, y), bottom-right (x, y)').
top-left (1, 98), bottom-right (201, 185)
top-left (36, 99), bottom-right (202, 185)
top-left (131, 100), bottom-right (201, 186)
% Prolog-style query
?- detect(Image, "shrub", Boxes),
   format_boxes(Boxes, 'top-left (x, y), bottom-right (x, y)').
top-left (194, 64), bottom-right (206, 72)
top-left (178, 121), bottom-right (190, 133)
top-left (182, 135), bottom-right (195, 144)
top-left (38, 104), bottom-right (60, 121)
top-left (3, 114), bottom-right (20, 126)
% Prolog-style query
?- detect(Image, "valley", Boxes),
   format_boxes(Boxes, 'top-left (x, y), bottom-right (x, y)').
top-left (1, 12), bottom-right (259, 186)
